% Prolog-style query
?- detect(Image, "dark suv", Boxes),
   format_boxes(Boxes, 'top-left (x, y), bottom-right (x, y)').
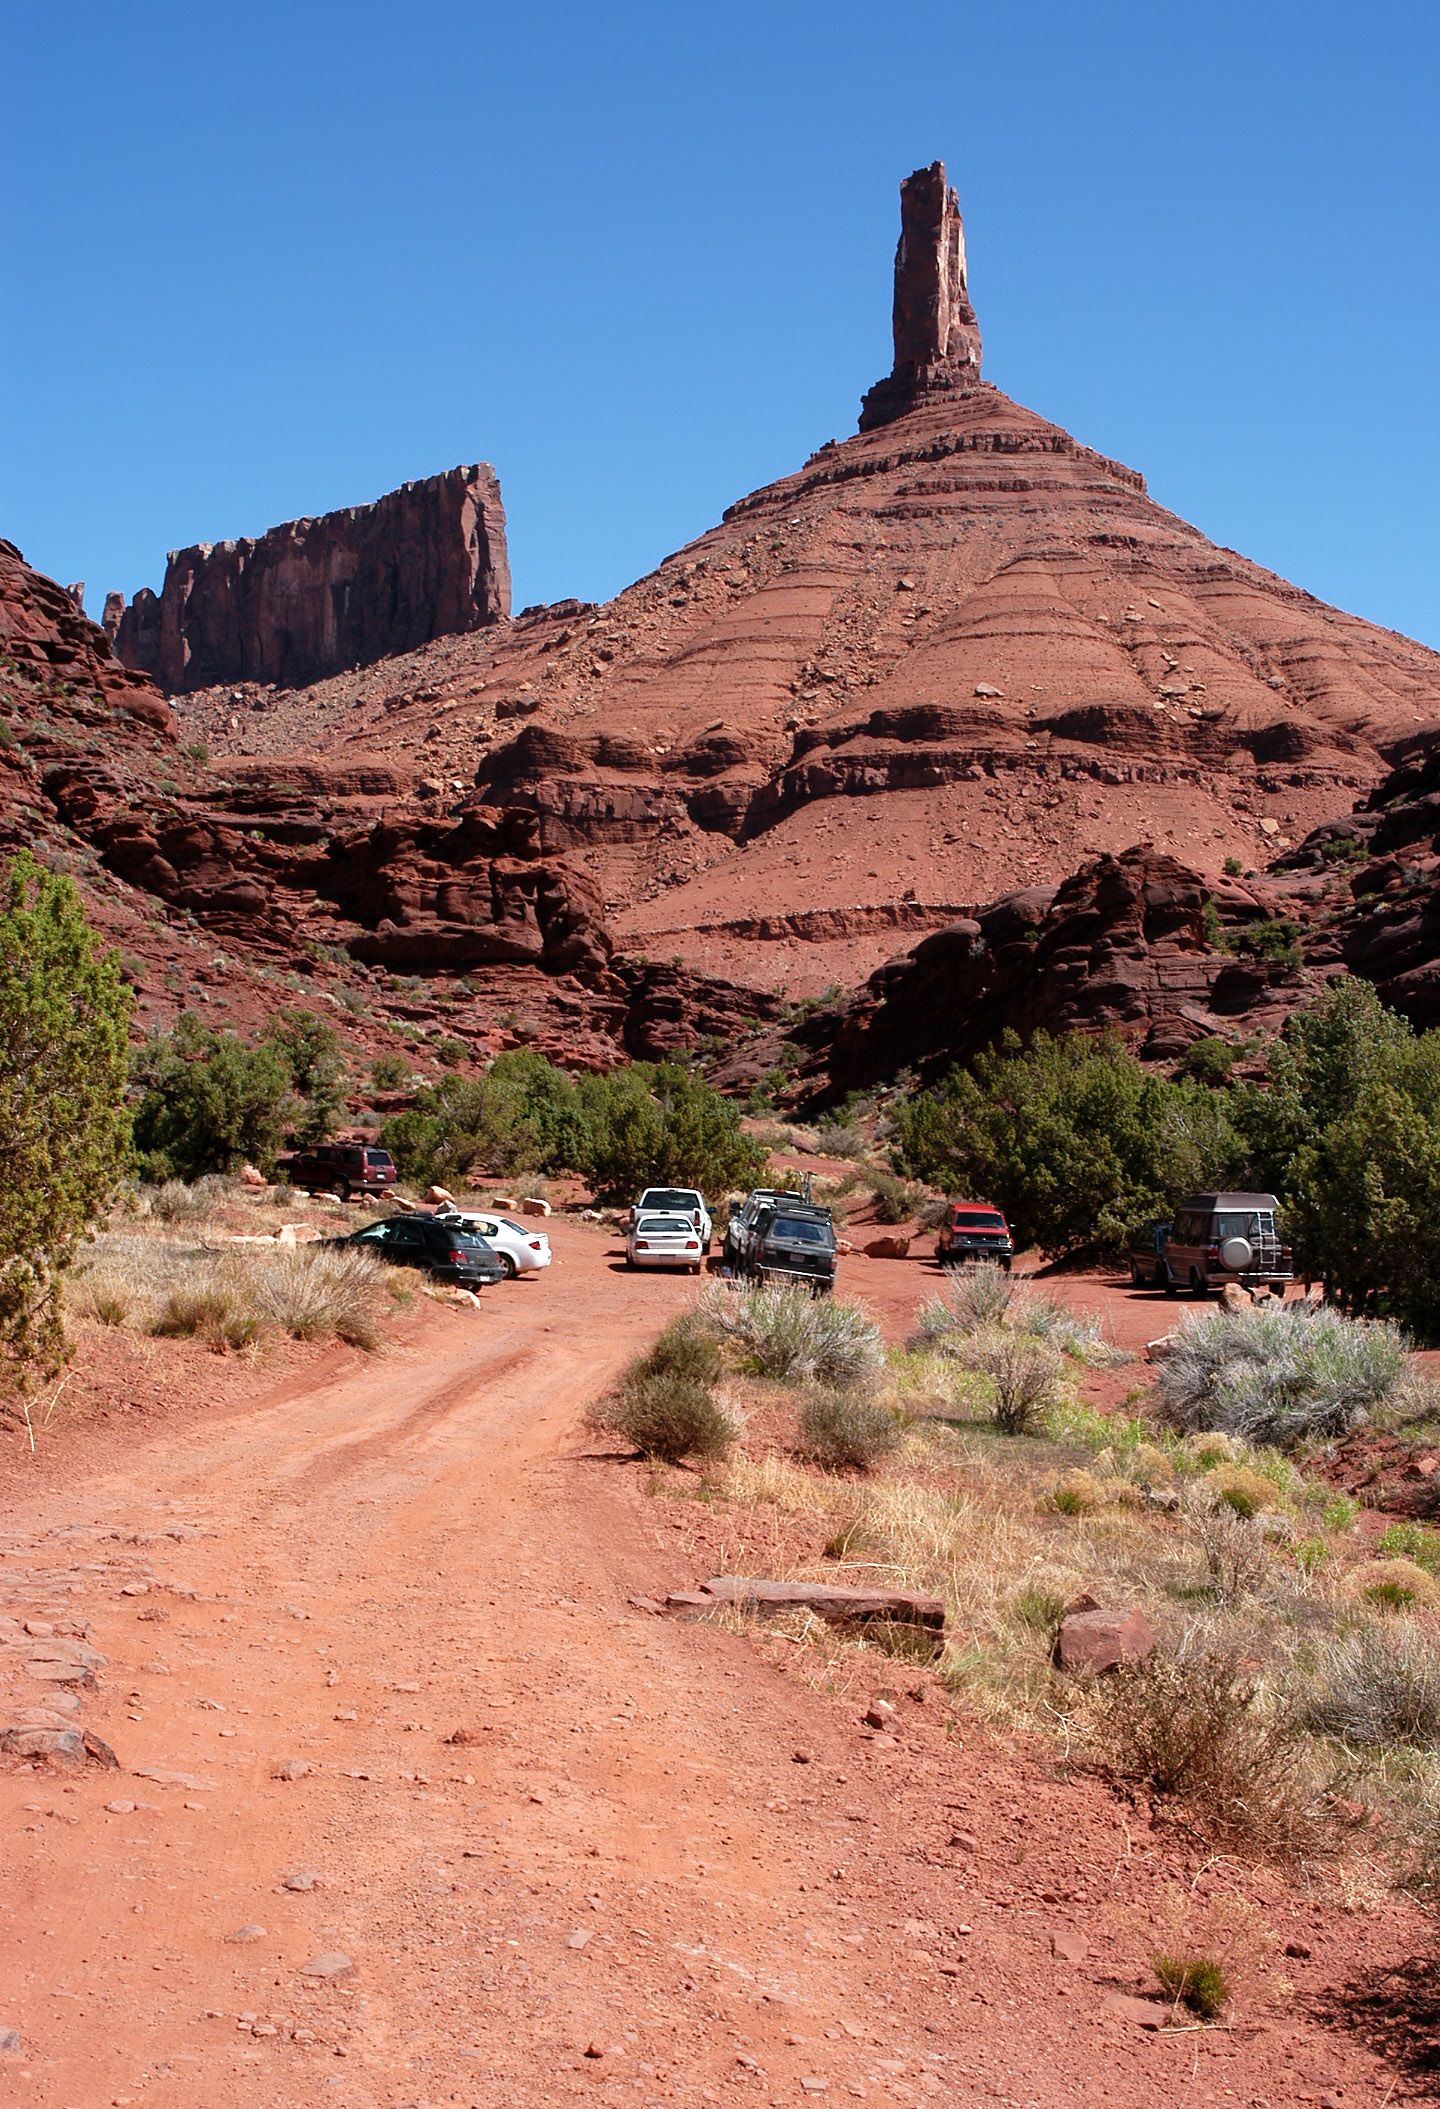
top-left (1163, 1193), bottom-right (1293, 1297)
top-left (935, 1203), bottom-right (1014, 1270)
top-left (335, 1213), bottom-right (505, 1289)
top-left (279, 1143), bottom-right (397, 1201)
top-left (741, 1201), bottom-right (838, 1294)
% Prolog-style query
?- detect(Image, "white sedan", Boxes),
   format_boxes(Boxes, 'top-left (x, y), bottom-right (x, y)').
top-left (625, 1213), bottom-right (705, 1273)
top-left (441, 1211), bottom-right (552, 1279)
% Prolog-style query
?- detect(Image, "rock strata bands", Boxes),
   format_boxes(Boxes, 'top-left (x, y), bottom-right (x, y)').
top-left (115, 464), bottom-right (510, 694)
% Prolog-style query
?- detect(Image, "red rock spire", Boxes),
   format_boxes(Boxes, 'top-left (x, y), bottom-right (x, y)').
top-left (859, 161), bottom-right (983, 432)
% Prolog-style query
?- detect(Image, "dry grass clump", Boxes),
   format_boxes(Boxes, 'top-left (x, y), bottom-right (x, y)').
top-left (913, 1261), bottom-right (1015, 1347)
top-left (587, 1315), bottom-right (741, 1464)
top-left (795, 1387), bottom-right (904, 1473)
top-left (1156, 1304), bottom-right (1406, 1448)
top-left (1357, 1557), bottom-right (1440, 1612)
top-left (1298, 1623), bottom-right (1440, 1748)
top-left (697, 1281), bottom-right (883, 1389)
top-left (239, 1247), bottom-right (387, 1349)
top-left (153, 1286), bottom-right (262, 1352)
top-left (1092, 1635), bottom-right (1325, 1858)
top-left (965, 1330), bottom-right (1062, 1435)
top-left (1185, 1490), bottom-right (1274, 1602)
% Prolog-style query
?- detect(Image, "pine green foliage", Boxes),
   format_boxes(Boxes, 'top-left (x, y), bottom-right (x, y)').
top-left (895, 1030), bottom-right (1244, 1258)
top-left (1233, 979), bottom-right (1440, 1333)
top-left (380, 1052), bottom-right (765, 1201)
top-left (261, 1007), bottom-right (349, 1144)
top-left (131, 1016), bottom-right (296, 1180)
top-left (0, 852), bottom-right (133, 1382)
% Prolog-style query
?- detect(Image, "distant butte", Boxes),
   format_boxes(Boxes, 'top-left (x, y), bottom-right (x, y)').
top-left (113, 463), bottom-right (509, 693)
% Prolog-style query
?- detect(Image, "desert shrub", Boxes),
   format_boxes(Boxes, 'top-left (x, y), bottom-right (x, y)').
top-left (0, 850), bottom-right (133, 1386)
top-left (1360, 1557), bottom-right (1440, 1611)
top-left (131, 1016), bottom-right (297, 1181)
top-left (1015, 1586), bottom-right (1067, 1634)
top-left (587, 1316), bottom-right (739, 1464)
top-left (1153, 1952), bottom-right (1230, 2019)
top-left (260, 1007), bottom-right (349, 1145)
top-left (1180, 1037), bottom-right (1238, 1087)
top-left (811, 1119), bottom-right (868, 1160)
top-left (796, 1386), bottom-right (903, 1472)
top-left (433, 1035), bottom-right (468, 1068)
top-left (1093, 1638), bottom-right (1320, 1856)
top-left (239, 1247), bottom-right (387, 1350)
top-left (1376, 1522), bottom-right (1440, 1572)
top-left (1297, 1624), bottom-right (1440, 1748)
top-left (895, 1028), bottom-right (1245, 1259)
top-left (1233, 978), bottom-right (1440, 1335)
top-left (866, 1167), bottom-right (923, 1224)
top-left (1051, 1467), bottom-right (1100, 1515)
top-left (1155, 1304), bottom-right (1405, 1448)
top-left (911, 1261), bottom-right (1015, 1350)
top-left (965, 1330), bottom-right (1061, 1435)
top-left (1206, 1464), bottom-right (1284, 1520)
top-left (1185, 1491), bottom-right (1272, 1602)
top-left (582, 1062), bottom-right (768, 1202)
top-left (698, 1281), bottom-right (883, 1389)
top-left (78, 1278), bottom-right (130, 1328)
top-left (151, 1287), bottom-right (260, 1353)
top-left (370, 1053), bottom-right (413, 1092)
top-left (147, 1175), bottom-right (230, 1222)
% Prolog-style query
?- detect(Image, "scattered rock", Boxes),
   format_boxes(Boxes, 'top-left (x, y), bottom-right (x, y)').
top-left (281, 1869), bottom-right (320, 1892)
top-left (83, 1730), bottom-right (119, 1769)
top-left (0, 1727), bottom-right (84, 1767)
top-left (120, 1583), bottom-right (150, 1597)
top-left (1054, 1606), bottom-right (1156, 1675)
top-left (792, 1750), bottom-right (813, 1765)
top-left (1144, 1335), bottom-right (1178, 1363)
top-left (1284, 1939), bottom-right (1313, 1960)
top-left (675, 1576), bottom-right (944, 1632)
top-left (565, 1928), bottom-right (593, 1949)
top-left (226, 1925), bottom-right (268, 1944)
top-left (862, 1700), bottom-right (896, 1729)
top-left (0, 2029), bottom-right (21, 2055)
top-left (424, 1185), bottom-right (456, 1206)
top-left (863, 1235), bottom-right (911, 1260)
top-left (105, 1799), bottom-right (136, 1813)
top-left (299, 1952), bottom-right (353, 1981)
top-left (1102, 1992), bottom-right (1166, 2029)
top-left (521, 1196), bottom-right (552, 1217)
top-left (240, 1164), bottom-right (268, 1189)
top-left (1221, 1281), bottom-right (1254, 1311)
top-left (270, 1758), bottom-right (312, 1781)
top-left (949, 1830), bottom-right (977, 1852)
top-left (1049, 1929), bottom-right (1089, 1964)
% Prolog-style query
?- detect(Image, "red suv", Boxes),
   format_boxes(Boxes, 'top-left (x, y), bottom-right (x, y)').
top-left (278, 1142), bottom-right (397, 1202)
top-left (935, 1202), bottom-right (1014, 1270)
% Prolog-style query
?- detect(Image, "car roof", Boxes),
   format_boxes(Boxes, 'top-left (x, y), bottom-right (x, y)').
top-left (1177, 1193), bottom-right (1280, 1210)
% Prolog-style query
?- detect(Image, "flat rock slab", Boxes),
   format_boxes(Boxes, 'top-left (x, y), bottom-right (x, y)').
top-left (1102, 1992), bottom-right (1168, 2029)
top-left (300, 1952), bottom-right (354, 1981)
top-left (1055, 1607), bottom-right (1155, 1675)
top-left (669, 1577), bottom-right (945, 1632)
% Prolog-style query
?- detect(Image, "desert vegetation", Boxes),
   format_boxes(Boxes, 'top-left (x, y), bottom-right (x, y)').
top-left (604, 1280), bottom-right (1440, 1916)
top-left (892, 979), bottom-right (1440, 1336)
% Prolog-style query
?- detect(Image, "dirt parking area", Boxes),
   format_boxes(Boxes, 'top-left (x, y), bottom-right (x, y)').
top-left (0, 1219), bottom-right (1426, 2106)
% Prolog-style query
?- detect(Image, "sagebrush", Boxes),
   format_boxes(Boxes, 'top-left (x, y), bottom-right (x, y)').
top-left (697, 1281), bottom-right (882, 1389)
top-left (1155, 1304), bottom-right (1405, 1447)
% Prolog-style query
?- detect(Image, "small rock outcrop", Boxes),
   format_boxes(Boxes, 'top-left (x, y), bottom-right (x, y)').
top-left (859, 160), bottom-right (983, 432)
top-left (113, 463), bottom-right (510, 693)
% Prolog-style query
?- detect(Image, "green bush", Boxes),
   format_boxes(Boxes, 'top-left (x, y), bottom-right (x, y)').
top-left (1376, 1521), bottom-right (1440, 1572)
top-left (1180, 1037), bottom-right (1237, 1086)
top-left (964, 1330), bottom-right (1061, 1435)
top-left (582, 1062), bottom-right (767, 1202)
top-left (586, 1316), bottom-right (739, 1463)
top-left (0, 852), bottom-right (133, 1383)
top-left (1155, 1303), bottom-right (1405, 1448)
top-left (1297, 1624), bottom-right (1440, 1748)
top-left (370, 1053), bottom-right (412, 1092)
top-left (895, 1030), bottom-right (1244, 1259)
top-left (1153, 1953), bottom-right (1230, 2019)
top-left (912, 1260), bottom-right (1016, 1349)
top-left (131, 1017), bottom-right (297, 1181)
top-left (796, 1387), bottom-right (903, 1472)
top-left (261, 1008), bottom-right (348, 1145)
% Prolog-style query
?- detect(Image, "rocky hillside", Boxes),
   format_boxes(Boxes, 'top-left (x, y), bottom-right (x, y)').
top-left (167, 161), bottom-right (1440, 1006)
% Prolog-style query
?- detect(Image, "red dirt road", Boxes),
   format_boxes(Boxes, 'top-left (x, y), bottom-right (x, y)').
top-left (0, 1225), bottom-right (1424, 2106)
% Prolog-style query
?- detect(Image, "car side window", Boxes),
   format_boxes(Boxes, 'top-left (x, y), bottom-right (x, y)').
top-left (354, 1223), bottom-right (389, 1243)
top-left (388, 1221), bottom-right (424, 1248)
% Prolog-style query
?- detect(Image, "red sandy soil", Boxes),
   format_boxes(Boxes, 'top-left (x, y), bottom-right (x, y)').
top-left (0, 1223), bottom-right (1430, 2107)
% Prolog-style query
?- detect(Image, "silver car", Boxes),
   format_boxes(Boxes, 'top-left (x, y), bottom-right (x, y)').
top-left (625, 1213), bottom-right (705, 1273)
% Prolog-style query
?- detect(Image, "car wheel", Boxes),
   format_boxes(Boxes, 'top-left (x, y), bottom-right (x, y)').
top-left (499, 1254), bottom-right (518, 1280)
top-left (1163, 1270), bottom-right (1177, 1297)
top-left (1190, 1269), bottom-right (1208, 1298)
top-left (1130, 1261), bottom-right (1142, 1286)
top-left (331, 1182), bottom-right (349, 1202)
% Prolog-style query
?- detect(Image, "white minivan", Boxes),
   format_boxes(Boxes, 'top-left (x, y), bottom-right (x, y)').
top-left (629, 1187), bottom-right (712, 1254)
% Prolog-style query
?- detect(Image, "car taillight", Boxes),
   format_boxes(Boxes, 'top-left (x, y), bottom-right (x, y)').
top-left (1279, 1246), bottom-right (1292, 1260)
top-left (686, 1239), bottom-right (700, 1250)
top-left (528, 1239), bottom-right (543, 1251)
top-left (635, 1240), bottom-right (648, 1250)
top-left (1206, 1246), bottom-right (1221, 1259)
top-left (447, 1248), bottom-right (467, 1264)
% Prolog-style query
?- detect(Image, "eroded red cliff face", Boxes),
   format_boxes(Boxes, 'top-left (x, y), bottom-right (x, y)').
top-left (114, 464), bottom-right (510, 694)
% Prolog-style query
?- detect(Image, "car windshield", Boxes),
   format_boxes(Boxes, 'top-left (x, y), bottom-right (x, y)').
top-left (953, 1210), bottom-right (1006, 1229)
top-left (1216, 1211), bottom-right (1269, 1239)
top-left (365, 1150), bottom-right (393, 1167)
top-left (770, 1217), bottom-right (829, 1244)
top-left (638, 1216), bottom-right (689, 1235)
top-left (643, 1190), bottom-right (698, 1211)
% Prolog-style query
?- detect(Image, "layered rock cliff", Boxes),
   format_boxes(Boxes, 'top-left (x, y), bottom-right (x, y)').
top-left (114, 463), bottom-right (510, 693)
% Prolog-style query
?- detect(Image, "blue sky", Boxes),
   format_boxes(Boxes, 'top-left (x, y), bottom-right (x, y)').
top-left (6, 1), bottom-right (1439, 646)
